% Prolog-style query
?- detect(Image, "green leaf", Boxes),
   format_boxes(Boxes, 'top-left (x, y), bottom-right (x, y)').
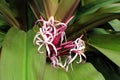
top-left (0, 27), bottom-right (46, 80)
top-left (67, 8), bottom-right (120, 40)
top-left (89, 28), bottom-right (110, 34)
top-left (43, 0), bottom-right (59, 19)
top-left (88, 34), bottom-right (120, 67)
top-left (96, 3), bottom-right (120, 13)
top-left (0, 0), bottom-right (8, 5)
top-left (0, 28), bottom-right (26, 80)
top-left (0, 4), bottom-right (20, 29)
top-left (109, 19), bottom-right (120, 32)
top-left (81, 0), bottom-right (96, 6)
top-left (87, 52), bottom-right (120, 80)
top-left (0, 18), bottom-right (7, 27)
top-left (67, 2), bottom-right (120, 34)
top-left (68, 63), bottom-right (105, 80)
top-left (7, 0), bottom-right (27, 30)
top-left (67, 15), bottom-right (120, 40)
top-left (27, 29), bottom-right (46, 80)
top-left (77, 3), bottom-right (120, 26)
top-left (43, 63), bottom-right (105, 80)
top-left (76, 0), bottom-right (120, 18)
top-left (0, 32), bottom-right (5, 48)
top-left (55, 0), bottom-right (80, 22)
top-left (28, 0), bottom-right (45, 19)
top-left (44, 64), bottom-right (69, 80)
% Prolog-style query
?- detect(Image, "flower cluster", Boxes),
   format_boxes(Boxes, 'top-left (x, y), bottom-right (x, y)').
top-left (33, 16), bottom-right (86, 71)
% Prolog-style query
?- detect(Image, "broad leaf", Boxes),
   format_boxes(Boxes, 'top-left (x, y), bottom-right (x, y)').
top-left (27, 29), bottom-right (46, 80)
top-left (88, 34), bottom-right (120, 67)
top-left (0, 28), bottom-right (26, 80)
top-left (109, 19), bottom-right (120, 32)
top-left (43, 63), bottom-right (105, 80)
top-left (68, 63), bottom-right (105, 80)
top-left (87, 51), bottom-right (120, 80)
top-left (44, 64), bottom-right (69, 80)
top-left (0, 27), bottom-right (46, 80)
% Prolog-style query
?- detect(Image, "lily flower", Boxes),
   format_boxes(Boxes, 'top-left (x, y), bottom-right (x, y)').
top-left (33, 16), bottom-right (86, 71)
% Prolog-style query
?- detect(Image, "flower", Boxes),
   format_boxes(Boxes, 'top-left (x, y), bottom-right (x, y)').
top-left (69, 35), bottom-right (86, 64)
top-left (33, 16), bottom-right (86, 71)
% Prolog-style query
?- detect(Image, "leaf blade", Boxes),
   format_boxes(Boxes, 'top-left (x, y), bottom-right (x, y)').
top-left (0, 4), bottom-right (20, 29)
top-left (43, 0), bottom-right (59, 18)
top-left (109, 19), bottom-right (120, 32)
top-left (68, 63), bottom-right (105, 80)
top-left (88, 34), bottom-right (120, 67)
top-left (0, 28), bottom-right (26, 80)
top-left (55, 0), bottom-right (80, 22)
top-left (27, 29), bottom-right (46, 80)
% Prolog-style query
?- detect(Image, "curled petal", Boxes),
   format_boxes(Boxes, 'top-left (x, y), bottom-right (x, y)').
top-left (33, 16), bottom-right (86, 72)
top-left (68, 53), bottom-right (78, 64)
top-left (50, 56), bottom-right (59, 68)
top-left (38, 43), bottom-right (44, 53)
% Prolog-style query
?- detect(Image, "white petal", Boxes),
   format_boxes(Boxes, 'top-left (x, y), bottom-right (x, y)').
top-left (38, 43), bottom-right (44, 53)
top-left (68, 53), bottom-right (78, 64)
top-left (46, 44), bottom-right (51, 57)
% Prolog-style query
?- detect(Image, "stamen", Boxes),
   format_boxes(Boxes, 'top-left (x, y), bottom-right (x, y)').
top-left (65, 16), bottom-right (74, 25)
